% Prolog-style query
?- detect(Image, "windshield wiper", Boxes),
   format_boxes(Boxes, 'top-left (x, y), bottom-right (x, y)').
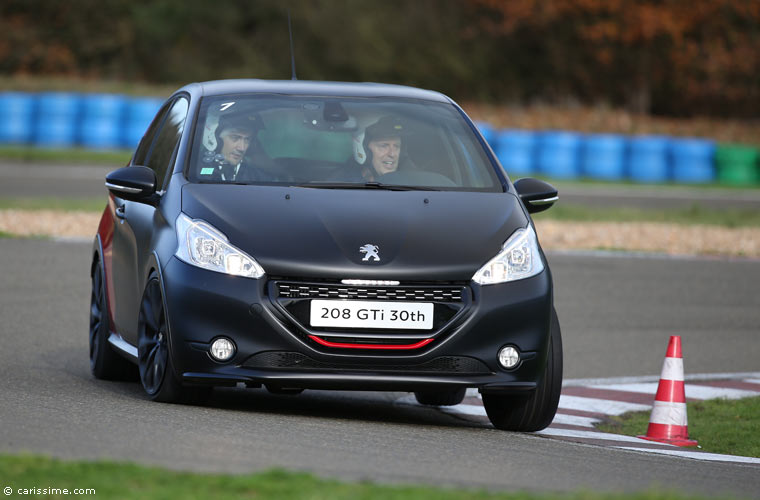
top-left (294, 182), bottom-right (439, 191)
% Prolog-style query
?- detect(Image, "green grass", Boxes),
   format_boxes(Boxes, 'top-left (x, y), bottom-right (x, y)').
top-left (540, 175), bottom-right (760, 192)
top-left (596, 396), bottom-right (760, 458)
top-left (0, 144), bottom-right (757, 228)
top-left (0, 196), bottom-right (758, 229)
top-left (534, 202), bottom-right (760, 228)
top-left (0, 145), bottom-right (131, 166)
top-left (0, 195), bottom-right (757, 232)
top-left (0, 455), bottom-right (728, 500)
top-left (0, 75), bottom-right (174, 97)
top-left (0, 197), bottom-right (106, 213)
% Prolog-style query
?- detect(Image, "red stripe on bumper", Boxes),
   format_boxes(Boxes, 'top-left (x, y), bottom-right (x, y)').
top-left (308, 335), bottom-right (434, 350)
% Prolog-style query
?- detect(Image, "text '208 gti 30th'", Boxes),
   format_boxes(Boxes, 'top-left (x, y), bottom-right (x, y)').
top-left (90, 79), bottom-right (562, 431)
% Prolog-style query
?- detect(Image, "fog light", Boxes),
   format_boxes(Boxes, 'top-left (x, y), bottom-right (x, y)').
top-left (498, 346), bottom-right (520, 369)
top-left (210, 337), bottom-right (235, 361)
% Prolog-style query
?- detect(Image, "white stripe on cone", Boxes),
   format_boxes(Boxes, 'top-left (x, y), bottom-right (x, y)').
top-left (649, 400), bottom-right (688, 426)
top-left (660, 357), bottom-right (684, 381)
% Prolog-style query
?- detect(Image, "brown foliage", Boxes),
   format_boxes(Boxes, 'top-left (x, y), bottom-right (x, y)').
top-left (470, 0), bottom-right (760, 116)
top-left (0, 0), bottom-right (758, 117)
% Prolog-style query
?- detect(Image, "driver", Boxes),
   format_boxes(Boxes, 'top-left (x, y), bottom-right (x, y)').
top-left (352, 116), bottom-right (408, 182)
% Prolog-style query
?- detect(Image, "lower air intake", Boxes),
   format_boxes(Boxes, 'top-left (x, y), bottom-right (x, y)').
top-left (244, 351), bottom-right (490, 374)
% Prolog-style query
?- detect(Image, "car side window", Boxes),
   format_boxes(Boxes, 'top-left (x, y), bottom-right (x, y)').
top-left (146, 97), bottom-right (189, 190)
top-left (132, 102), bottom-right (171, 167)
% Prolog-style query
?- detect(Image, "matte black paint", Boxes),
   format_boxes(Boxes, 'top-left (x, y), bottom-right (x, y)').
top-left (181, 184), bottom-right (528, 281)
top-left (105, 166), bottom-right (158, 204)
top-left (96, 79), bottom-right (557, 397)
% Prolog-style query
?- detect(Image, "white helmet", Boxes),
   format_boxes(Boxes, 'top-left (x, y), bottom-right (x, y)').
top-left (352, 128), bottom-right (368, 165)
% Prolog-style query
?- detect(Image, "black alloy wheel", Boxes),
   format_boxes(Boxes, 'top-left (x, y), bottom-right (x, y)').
top-left (138, 275), bottom-right (171, 398)
top-left (89, 257), bottom-right (135, 380)
top-left (138, 273), bottom-right (210, 403)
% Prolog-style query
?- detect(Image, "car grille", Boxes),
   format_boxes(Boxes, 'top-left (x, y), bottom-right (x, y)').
top-left (276, 282), bottom-right (463, 302)
top-left (244, 351), bottom-right (490, 374)
top-left (269, 280), bottom-right (470, 354)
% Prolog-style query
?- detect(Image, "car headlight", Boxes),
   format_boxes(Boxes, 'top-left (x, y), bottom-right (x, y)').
top-left (175, 213), bottom-right (264, 278)
top-left (472, 225), bottom-right (544, 285)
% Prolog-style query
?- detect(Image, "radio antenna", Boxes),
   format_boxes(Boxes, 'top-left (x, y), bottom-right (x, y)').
top-left (288, 10), bottom-right (297, 80)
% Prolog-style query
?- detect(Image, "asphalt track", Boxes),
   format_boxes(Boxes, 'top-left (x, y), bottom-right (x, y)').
top-left (3, 161), bottom-right (760, 211)
top-left (1, 238), bottom-right (758, 496)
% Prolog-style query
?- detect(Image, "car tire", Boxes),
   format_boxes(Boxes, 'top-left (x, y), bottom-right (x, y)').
top-left (482, 308), bottom-right (563, 431)
top-left (89, 257), bottom-right (137, 381)
top-left (414, 387), bottom-right (467, 406)
top-left (137, 273), bottom-right (211, 404)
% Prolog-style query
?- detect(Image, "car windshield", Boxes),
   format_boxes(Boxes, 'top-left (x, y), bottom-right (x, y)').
top-left (187, 94), bottom-right (503, 191)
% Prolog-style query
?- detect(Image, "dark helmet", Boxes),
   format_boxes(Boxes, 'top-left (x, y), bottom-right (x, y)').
top-left (214, 111), bottom-right (263, 153)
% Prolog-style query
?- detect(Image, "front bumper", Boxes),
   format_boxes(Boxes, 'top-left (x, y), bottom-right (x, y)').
top-left (161, 256), bottom-right (553, 394)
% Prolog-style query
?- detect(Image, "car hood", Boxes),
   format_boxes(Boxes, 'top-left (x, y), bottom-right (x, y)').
top-left (181, 184), bottom-right (529, 281)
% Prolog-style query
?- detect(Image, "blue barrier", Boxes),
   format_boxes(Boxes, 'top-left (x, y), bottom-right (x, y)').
top-left (582, 134), bottom-right (626, 181)
top-left (0, 91), bottom-right (164, 151)
top-left (670, 138), bottom-right (716, 184)
top-left (537, 131), bottom-right (581, 179)
top-left (495, 129), bottom-right (536, 175)
top-left (34, 92), bottom-right (82, 147)
top-left (628, 135), bottom-right (670, 183)
top-left (474, 121), bottom-right (496, 149)
top-left (123, 97), bottom-right (163, 149)
top-left (79, 94), bottom-right (127, 149)
top-left (0, 92), bottom-right (734, 185)
top-left (0, 92), bottom-right (36, 144)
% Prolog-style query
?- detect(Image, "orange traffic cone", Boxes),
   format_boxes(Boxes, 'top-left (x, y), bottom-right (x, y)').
top-left (637, 336), bottom-right (698, 447)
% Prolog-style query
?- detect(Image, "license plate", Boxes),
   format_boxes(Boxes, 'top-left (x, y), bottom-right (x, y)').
top-left (310, 300), bottom-right (434, 330)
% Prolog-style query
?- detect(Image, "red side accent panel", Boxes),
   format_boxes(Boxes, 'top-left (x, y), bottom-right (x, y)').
top-left (97, 195), bottom-right (116, 329)
top-left (308, 335), bottom-right (434, 350)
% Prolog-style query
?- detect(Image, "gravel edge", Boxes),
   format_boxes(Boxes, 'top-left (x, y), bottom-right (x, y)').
top-left (2, 210), bottom-right (759, 258)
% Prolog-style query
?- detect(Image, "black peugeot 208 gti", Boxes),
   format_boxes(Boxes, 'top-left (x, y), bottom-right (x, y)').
top-left (90, 79), bottom-right (562, 431)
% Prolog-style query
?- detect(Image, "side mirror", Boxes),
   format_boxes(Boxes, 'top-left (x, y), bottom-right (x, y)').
top-left (513, 178), bottom-right (558, 214)
top-left (105, 166), bottom-right (158, 205)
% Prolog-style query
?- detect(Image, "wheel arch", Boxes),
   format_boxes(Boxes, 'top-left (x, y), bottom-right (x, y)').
top-left (91, 235), bottom-right (103, 275)
top-left (91, 233), bottom-right (117, 337)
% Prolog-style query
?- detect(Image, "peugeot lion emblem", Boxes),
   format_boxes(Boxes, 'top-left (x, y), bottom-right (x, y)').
top-left (359, 244), bottom-right (380, 262)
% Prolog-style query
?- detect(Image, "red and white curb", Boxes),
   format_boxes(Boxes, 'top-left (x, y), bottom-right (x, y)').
top-left (396, 372), bottom-right (760, 464)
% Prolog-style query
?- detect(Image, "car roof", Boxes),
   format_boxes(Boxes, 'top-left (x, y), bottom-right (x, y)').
top-left (179, 79), bottom-right (451, 103)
